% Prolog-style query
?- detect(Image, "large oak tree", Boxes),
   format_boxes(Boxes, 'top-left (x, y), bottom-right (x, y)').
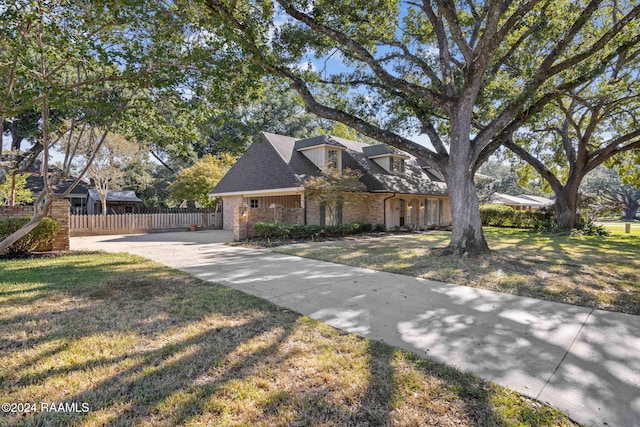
top-left (205, 0), bottom-right (640, 254)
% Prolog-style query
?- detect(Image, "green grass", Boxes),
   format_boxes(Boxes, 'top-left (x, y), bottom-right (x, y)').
top-left (596, 221), bottom-right (640, 236)
top-left (277, 227), bottom-right (640, 315)
top-left (0, 253), bottom-right (576, 426)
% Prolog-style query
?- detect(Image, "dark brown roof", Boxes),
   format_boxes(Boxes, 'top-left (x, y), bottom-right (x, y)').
top-left (210, 132), bottom-right (448, 196)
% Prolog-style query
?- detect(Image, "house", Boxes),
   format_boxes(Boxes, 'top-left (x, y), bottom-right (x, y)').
top-left (209, 132), bottom-right (452, 233)
top-left (25, 175), bottom-right (91, 214)
top-left (15, 161), bottom-right (91, 213)
top-left (86, 189), bottom-right (142, 214)
top-left (490, 193), bottom-right (554, 210)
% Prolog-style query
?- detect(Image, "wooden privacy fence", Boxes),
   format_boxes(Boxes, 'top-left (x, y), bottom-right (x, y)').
top-left (70, 211), bottom-right (222, 236)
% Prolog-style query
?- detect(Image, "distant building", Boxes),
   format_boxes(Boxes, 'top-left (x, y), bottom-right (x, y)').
top-left (490, 193), bottom-right (554, 210)
top-left (87, 190), bottom-right (142, 214)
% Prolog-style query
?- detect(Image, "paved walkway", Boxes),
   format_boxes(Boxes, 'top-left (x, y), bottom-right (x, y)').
top-left (72, 231), bottom-right (640, 427)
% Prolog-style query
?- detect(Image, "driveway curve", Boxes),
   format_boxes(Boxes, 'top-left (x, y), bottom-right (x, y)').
top-left (72, 230), bottom-right (640, 427)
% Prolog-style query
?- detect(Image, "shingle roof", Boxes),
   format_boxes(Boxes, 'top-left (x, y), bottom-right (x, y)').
top-left (88, 189), bottom-right (142, 203)
top-left (210, 132), bottom-right (448, 197)
top-left (26, 175), bottom-right (90, 197)
top-left (361, 144), bottom-right (407, 158)
top-left (294, 135), bottom-right (345, 150)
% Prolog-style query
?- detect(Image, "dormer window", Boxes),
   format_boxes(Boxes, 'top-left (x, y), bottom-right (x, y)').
top-left (363, 144), bottom-right (410, 174)
top-left (295, 138), bottom-right (344, 173)
top-left (327, 149), bottom-right (339, 169)
top-left (390, 157), bottom-right (405, 173)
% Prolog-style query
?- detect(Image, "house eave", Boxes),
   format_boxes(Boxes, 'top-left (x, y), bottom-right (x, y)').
top-left (367, 153), bottom-right (410, 160)
top-left (296, 144), bottom-right (345, 152)
top-left (210, 187), bottom-right (304, 198)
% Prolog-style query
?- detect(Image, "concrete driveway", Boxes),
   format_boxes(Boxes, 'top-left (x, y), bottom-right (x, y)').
top-left (72, 230), bottom-right (640, 427)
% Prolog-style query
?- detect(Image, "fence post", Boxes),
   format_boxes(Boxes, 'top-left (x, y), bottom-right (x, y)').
top-left (626, 223), bottom-right (631, 234)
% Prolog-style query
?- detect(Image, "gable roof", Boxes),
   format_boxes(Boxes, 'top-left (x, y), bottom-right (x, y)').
top-left (210, 132), bottom-right (448, 197)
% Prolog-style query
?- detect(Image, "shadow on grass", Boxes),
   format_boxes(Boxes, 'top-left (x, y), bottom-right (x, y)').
top-left (280, 229), bottom-right (640, 314)
top-left (1, 254), bottom-right (572, 426)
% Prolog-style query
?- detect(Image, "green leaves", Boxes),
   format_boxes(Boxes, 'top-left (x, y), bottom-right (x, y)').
top-left (169, 153), bottom-right (236, 207)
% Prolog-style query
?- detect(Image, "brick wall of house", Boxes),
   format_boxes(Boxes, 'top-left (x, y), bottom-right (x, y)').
top-left (233, 205), bottom-right (305, 240)
top-left (306, 193), bottom-right (390, 227)
top-left (228, 192), bottom-right (451, 238)
top-left (282, 208), bottom-right (304, 225)
top-left (441, 198), bottom-right (452, 225)
top-left (343, 194), bottom-right (387, 225)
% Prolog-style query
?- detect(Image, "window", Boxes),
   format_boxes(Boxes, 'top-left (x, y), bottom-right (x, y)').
top-left (249, 199), bottom-right (259, 208)
top-left (390, 157), bottom-right (404, 173)
top-left (327, 149), bottom-right (339, 169)
top-left (320, 202), bottom-right (342, 225)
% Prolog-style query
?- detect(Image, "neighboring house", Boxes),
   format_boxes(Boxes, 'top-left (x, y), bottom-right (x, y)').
top-left (87, 189), bottom-right (142, 214)
top-left (26, 175), bottom-right (91, 214)
top-left (490, 193), bottom-right (554, 210)
top-left (209, 132), bottom-right (452, 231)
top-left (1, 155), bottom-right (90, 212)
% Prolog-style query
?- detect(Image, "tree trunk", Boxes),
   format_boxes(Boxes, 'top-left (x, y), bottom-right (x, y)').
top-left (0, 182), bottom-right (63, 253)
top-left (11, 131), bottom-right (21, 151)
top-left (0, 218), bottom-right (42, 254)
top-left (444, 110), bottom-right (489, 256)
top-left (554, 183), bottom-right (580, 230)
top-left (624, 200), bottom-right (639, 220)
top-left (445, 171), bottom-right (489, 255)
top-left (100, 192), bottom-right (107, 215)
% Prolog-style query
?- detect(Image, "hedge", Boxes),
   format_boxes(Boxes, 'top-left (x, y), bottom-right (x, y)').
top-left (0, 216), bottom-right (60, 258)
top-left (479, 205), bottom-right (554, 229)
top-left (252, 221), bottom-right (374, 240)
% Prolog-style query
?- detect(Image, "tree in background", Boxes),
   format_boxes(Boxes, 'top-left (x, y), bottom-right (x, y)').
top-left (206, 0), bottom-right (640, 255)
top-left (79, 131), bottom-right (140, 214)
top-left (304, 168), bottom-right (367, 226)
top-left (170, 153), bottom-right (236, 208)
top-left (582, 166), bottom-right (640, 220)
top-left (610, 150), bottom-right (640, 188)
top-left (476, 158), bottom-right (549, 203)
top-left (0, 172), bottom-right (33, 206)
top-left (504, 42), bottom-right (640, 229)
top-left (197, 80), bottom-right (362, 157)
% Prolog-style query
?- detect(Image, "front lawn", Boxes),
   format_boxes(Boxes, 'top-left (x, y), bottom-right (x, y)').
top-left (596, 220), bottom-right (640, 236)
top-left (277, 228), bottom-right (640, 315)
top-left (0, 253), bottom-right (576, 426)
